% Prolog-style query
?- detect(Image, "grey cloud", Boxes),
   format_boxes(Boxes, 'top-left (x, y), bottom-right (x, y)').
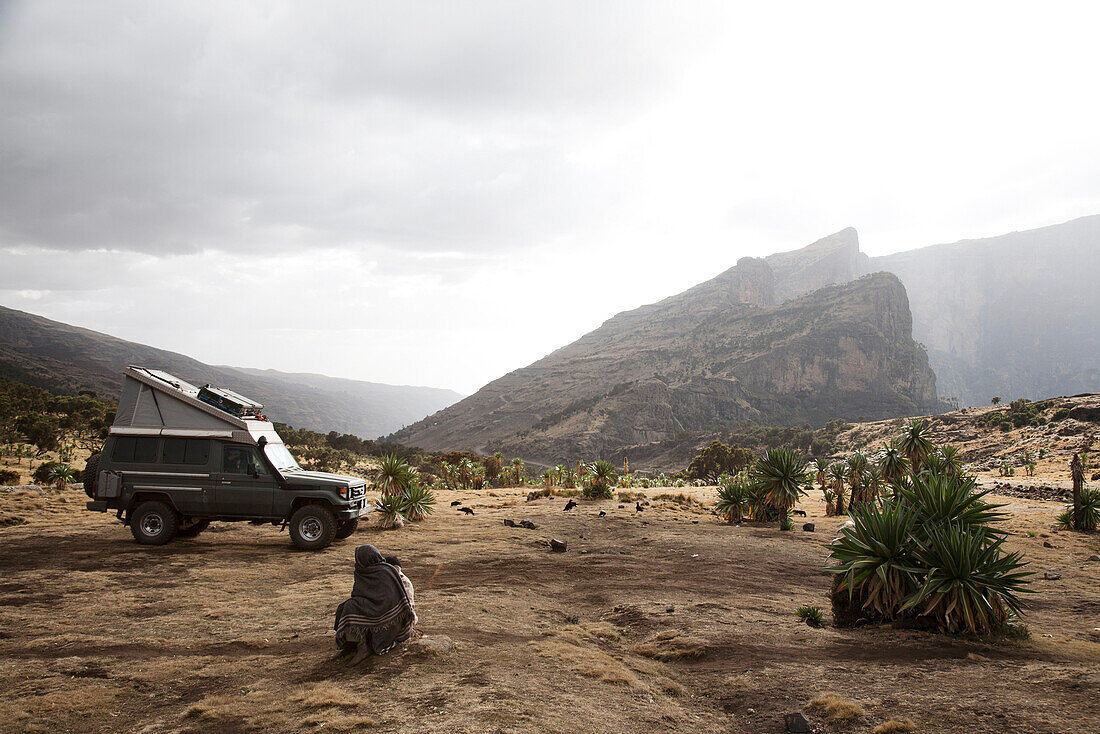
top-left (0, 1), bottom-right (711, 256)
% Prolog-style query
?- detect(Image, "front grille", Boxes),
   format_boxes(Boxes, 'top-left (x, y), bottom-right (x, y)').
top-left (351, 485), bottom-right (366, 500)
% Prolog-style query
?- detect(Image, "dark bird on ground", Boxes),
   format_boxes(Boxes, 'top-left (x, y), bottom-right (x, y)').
top-left (792, 509), bottom-right (807, 517)
top-left (636, 502), bottom-right (644, 512)
top-left (564, 499), bottom-right (578, 511)
top-left (451, 500), bottom-right (462, 506)
top-left (459, 507), bottom-right (475, 515)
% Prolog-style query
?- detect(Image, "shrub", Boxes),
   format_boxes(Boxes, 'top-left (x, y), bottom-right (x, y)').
top-left (795, 605), bottom-right (825, 627)
top-left (1056, 488), bottom-right (1100, 532)
top-left (374, 493), bottom-right (406, 529)
top-left (582, 460), bottom-right (617, 499)
top-left (826, 466), bottom-right (1033, 635)
top-left (401, 483), bottom-right (436, 522)
top-left (0, 468), bottom-right (19, 486)
top-left (32, 461), bottom-right (61, 484)
top-left (715, 475), bottom-right (752, 523)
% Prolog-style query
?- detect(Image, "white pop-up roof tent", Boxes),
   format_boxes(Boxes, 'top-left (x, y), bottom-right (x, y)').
top-left (112, 366), bottom-right (284, 445)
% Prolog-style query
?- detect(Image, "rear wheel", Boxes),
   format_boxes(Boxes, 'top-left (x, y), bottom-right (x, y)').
top-left (131, 501), bottom-right (179, 546)
top-left (177, 519), bottom-right (211, 538)
top-left (334, 518), bottom-right (358, 540)
top-left (289, 505), bottom-right (337, 551)
top-left (82, 454), bottom-right (101, 499)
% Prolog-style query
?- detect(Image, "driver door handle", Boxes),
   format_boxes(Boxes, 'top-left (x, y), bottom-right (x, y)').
top-left (220, 481), bottom-right (233, 485)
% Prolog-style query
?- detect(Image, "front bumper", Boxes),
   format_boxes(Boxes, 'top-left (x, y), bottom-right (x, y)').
top-left (86, 500), bottom-right (109, 513)
top-left (336, 498), bottom-right (371, 520)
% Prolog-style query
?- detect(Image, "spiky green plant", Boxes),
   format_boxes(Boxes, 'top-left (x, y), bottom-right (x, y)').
top-left (374, 493), bottom-right (407, 529)
top-left (828, 463), bottom-right (847, 515)
top-left (878, 442), bottom-right (910, 491)
top-left (846, 451), bottom-right (868, 505)
top-left (374, 454), bottom-right (415, 497)
top-left (402, 483), bottom-right (436, 522)
top-left (751, 448), bottom-right (808, 528)
top-left (715, 474), bottom-right (753, 524)
top-left (583, 460), bottom-right (617, 499)
top-left (940, 444), bottom-right (964, 476)
top-left (898, 418), bottom-right (935, 474)
top-left (1056, 487), bottom-right (1099, 532)
top-left (900, 525), bottom-right (1032, 634)
top-left (48, 463), bottom-right (77, 492)
top-left (900, 473), bottom-right (1009, 533)
top-left (826, 500), bottom-right (921, 619)
top-left (796, 605), bottom-right (825, 628)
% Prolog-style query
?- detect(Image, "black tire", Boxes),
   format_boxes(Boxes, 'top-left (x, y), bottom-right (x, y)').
top-left (130, 501), bottom-right (179, 546)
top-left (334, 518), bottom-right (358, 540)
top-left (177, 519), bottom-right (211, 538)
top-left (83, 453), bottom-right (101, 499)
top-left (289, 505), bottom-right (337, 551)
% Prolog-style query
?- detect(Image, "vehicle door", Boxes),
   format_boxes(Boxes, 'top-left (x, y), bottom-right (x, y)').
top-left (156, 438), bottom-right (214, 514)
top-left (212, 444), bottom-right (275, 517)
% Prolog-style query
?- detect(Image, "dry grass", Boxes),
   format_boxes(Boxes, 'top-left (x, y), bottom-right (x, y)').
top-left (808, 692), bottom-right (866, 722)
top-left (632, 630), bottom-right (708, 661)
top-left (652, 492), bottom-right (703, 507)
top-left (531, 637), bottom-right (641, 687)
top-left (875, 718), bottom-right (918, 734)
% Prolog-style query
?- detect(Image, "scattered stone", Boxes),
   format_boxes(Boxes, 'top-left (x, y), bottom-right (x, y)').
top-left (1043, 541), bottom-right (1053, 548)
top-left (665, 605), bottom-right (675, 613)
top-left (1044, 571), bottom-right (1062, 580)
top-left (598, 510), bottom-right (606, 517)
top-left (520, 519), bottom-right (538, 530)
top-left (802, 523), bottom-right (815, 532)
top-left (407, 634), bottom-right (453, 656)
top-left (1088, 555), bottom-right (1100, 562)
top-left (550, 538), bottom-right (568, 553)
top-left (692, 520), bottom-right (699, 524)
top-left (1090, 628), bottom-right (1100, 641)
top-left (526, 491), bottom-right (538, 501)
top-left (503, 519), bottom-right (517, 527)
top-left (784, 712), bottom-right (812, 733)
top-left (618, 504), bottom-right (625, 508)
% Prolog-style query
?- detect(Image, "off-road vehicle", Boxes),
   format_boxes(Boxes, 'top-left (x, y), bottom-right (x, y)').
top-left (84, 367), bottom-right (370, 550)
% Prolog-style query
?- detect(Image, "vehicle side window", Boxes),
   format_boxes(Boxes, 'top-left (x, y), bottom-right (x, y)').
top-left (163, 439), bottom-right (210, 466)
top-left (223, 446), bottom-right (268, 476)
top-left (111, 436), bottom-right (159, 463)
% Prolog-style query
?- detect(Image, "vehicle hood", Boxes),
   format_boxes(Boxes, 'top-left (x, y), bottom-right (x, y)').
top-left (280, 470), bottom-right (366, 489)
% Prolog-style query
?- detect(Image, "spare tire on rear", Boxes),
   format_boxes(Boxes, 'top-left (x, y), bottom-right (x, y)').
top-left (83, 453), bottom-right (101, 499)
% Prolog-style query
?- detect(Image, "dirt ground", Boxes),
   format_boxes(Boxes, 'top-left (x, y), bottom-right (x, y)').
top-left (1, 478), bottom-right (1099, 734)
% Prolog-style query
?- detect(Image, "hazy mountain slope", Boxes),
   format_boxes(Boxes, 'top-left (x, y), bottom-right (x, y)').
top-left (869, 215), bottom-right (1100, 405)
top-left (0, 305), bottom-right (460, 437)
top-left (392, 245), bottom-right (941, 463)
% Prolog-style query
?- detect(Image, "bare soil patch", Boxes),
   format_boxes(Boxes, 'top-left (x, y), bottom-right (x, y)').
top-left (1, 480), bottom-right (1099, 733)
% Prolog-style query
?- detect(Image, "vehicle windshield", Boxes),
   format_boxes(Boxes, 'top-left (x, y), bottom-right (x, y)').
top-left (264, 443), bottom-right (301, 472)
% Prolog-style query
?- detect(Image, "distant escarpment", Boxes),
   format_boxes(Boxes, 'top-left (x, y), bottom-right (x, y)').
top-left (392, 236), bottom-right (941, 465)
top-left (868, 215), bottom-right (1100, 406)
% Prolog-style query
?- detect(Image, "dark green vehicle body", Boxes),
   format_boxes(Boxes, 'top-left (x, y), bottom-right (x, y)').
top-left (85, 367), bottom-right (370, 550)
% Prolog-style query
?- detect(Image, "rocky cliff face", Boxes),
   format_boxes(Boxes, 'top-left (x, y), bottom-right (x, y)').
top-left (392, 240), bottom-right (941, 464)
top-left (868, 215), bottom-right (1100, 406)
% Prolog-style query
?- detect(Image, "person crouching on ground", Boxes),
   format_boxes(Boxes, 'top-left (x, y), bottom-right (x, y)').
top-left (334, 545), bottom-right (417, 664)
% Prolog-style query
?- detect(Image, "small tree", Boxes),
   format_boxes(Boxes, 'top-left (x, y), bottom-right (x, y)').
top-left (991, 396), bottom-right (1001, 405)
top-left (751, 448), bottom-right (808, 529)
top-left (583, 460), bottom-right (617, 499)
top-left (1071, 453), bottom-right (1086, 531)
top-left (48, 463), bottom-right (77, 492)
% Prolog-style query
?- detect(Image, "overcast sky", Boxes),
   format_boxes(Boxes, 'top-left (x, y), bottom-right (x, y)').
top-left (2, 2), bottom-right (1098, 394)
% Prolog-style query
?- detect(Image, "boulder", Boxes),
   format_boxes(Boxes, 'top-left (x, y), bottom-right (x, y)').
top-left (550, 538), bottom-right (568, 552)
top-left (802, 523), bottom-right (815, 532)
top-left (784, 712), bottom-right (812, 733)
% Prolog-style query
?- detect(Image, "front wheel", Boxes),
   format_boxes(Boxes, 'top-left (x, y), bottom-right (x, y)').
top-left (289, 505), bottom-right (337, 551)
top-left (178, 519), bottom-right (211, 538)
top-left (334, 518), bottom-right (358, 540)
top-left (131, 501), bottom-right (179, 546)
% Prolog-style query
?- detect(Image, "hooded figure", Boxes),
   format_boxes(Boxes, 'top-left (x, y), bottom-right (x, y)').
top-left (334, 545), bottom-right (417, 662)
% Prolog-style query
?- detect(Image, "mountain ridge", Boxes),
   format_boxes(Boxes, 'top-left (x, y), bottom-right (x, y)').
top-left (0, 304), bottom-right (461, 438)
